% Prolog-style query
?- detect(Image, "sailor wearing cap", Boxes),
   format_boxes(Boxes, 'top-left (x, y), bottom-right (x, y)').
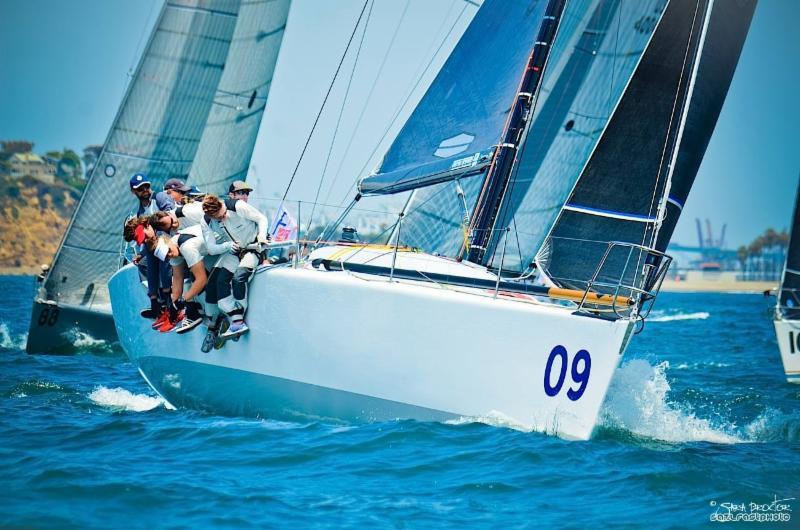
top-left (129, 172), bottom-right (175, 325)
top-left (163, 177), bottom-right (192, 204)
top-left (228, 180), bottom-right (253, 203)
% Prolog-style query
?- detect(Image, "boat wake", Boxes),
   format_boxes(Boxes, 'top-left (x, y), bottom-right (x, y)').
top-left (0, 322), bottom-right (28, 351)
top-left (446, 410), bottom-right (532, 432)
top-left (648, 311), bottom-right (710, 323)
top-left (600, 359), bottom-right (741, 444)
top-left (7, 379), bottom-right (66, 399)
top-left (744, 408), bottom-right (800, 443)
top-left (88, 386), bottom-right (173, 412)
top-left (57, 328), bottom-right (118, 356)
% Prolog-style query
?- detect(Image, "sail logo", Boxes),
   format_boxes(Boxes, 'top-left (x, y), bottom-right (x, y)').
top-left (434, 133), bottom-right (475, 158)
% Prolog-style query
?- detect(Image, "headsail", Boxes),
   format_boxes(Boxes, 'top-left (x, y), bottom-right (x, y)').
top-left (356, 0), bottom-right (549, 196)
top-left (653, 0), bottom-right (756, 252)
top-left (189, 0), bottom-right (291, 195)
top-left (541, 0), bottom-right (755, 292)
top-left (397, 0), bottom-right (664, 261)
top-left (480, 0), bottom-right (667, 271)
top-left (43, 0), bottom-right (241, 309)
top-left (779, 177), bottom-right (800, 315)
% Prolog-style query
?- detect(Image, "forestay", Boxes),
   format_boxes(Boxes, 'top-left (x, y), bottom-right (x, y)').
top-left (399, 0), bottom-right (664, 262)
top-left (542, 0), bottom-right (710, 291)
top-left (653, 0), bottom-right (756, 252)
top-left (44, 0), bottom-right (241, 309)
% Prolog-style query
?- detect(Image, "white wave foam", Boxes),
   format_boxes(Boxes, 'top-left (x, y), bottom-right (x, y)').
top-left (88, 386), bottom-right (169, 412)
top-left (0, 322), bottom-right (28, 350)
top-left (673, 361), bottom-right (732, 370)
top-left (744, 408), bottom-right (800, 442)
top-left (601, 359), bottom-right (741, 444)
top-left (446, 410), bottom-right (532, 432)
top-left (648, 311), bottom-right (710, 323)
top-left (62, 328), bottom-right (109, 350)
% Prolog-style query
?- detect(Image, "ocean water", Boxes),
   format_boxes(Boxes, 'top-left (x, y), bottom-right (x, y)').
top-left (1, 275), bottom-right (798, 528)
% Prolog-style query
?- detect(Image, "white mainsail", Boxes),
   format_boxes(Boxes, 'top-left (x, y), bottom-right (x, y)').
top-left (28, 0), bottom-right (290, 353)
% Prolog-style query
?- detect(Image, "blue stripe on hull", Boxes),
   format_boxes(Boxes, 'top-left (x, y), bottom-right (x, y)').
top-left (140, 356), bottom-right (458, 424)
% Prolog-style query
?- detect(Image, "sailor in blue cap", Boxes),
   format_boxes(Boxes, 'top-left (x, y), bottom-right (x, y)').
top-left (129, 172), bottom-right (176, 323)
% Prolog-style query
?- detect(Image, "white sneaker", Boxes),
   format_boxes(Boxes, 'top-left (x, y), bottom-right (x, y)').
top-left (220, 320), bottom-right (249, 338)
top-left (176, 316), bottom-right (203, 334)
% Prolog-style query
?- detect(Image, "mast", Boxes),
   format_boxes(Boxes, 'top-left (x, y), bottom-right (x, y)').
top-left (466, 0), bottom-right (566, 266)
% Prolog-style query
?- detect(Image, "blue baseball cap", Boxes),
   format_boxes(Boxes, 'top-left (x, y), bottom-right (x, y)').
top-left (187, 185), bottom-right (204, 197)
top-left (129, 173), bottom-right (151, 189)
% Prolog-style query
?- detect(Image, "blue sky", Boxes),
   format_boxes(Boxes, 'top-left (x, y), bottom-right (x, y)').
top-left (1, 0), bottom-right (798, 249)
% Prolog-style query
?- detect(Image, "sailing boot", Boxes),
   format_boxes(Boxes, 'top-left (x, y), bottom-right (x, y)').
top-left (159, 299), bottom-right (185, 332)
top-left (201, 316), bottom-right (222, 353)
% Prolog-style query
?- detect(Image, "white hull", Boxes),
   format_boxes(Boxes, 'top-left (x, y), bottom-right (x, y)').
top-left (110, 253), bottom-right (636, 440)
top-left (773, 319), bottom-right (800, 384)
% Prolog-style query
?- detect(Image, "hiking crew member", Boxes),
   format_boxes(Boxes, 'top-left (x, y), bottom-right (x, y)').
top-left (228, 180), bottom-right (252, 203)
top-left (163, 177), bottom-right (192, 205)
top-left (150, 226), bottom-right (208, 334)
top-left (200, 194), bottom-right (269, 344)
top-left (149, 201), bottom-right (204, 234)
top-left (129, 173), bottom-right (175, 321)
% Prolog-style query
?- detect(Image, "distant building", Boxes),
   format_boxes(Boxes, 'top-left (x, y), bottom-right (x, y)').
top-left (8, 152), bottom-right (56, 184)
top-left (82, 145), bottom-right (103, 179)
top-left (1, 140), bottom-right (34, 156)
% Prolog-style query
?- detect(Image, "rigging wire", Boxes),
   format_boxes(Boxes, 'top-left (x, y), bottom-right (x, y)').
top-left (279, 0), bottom-right (371, 202)
top-left (321, 0), bottom-right (413, 206)
top-left (305, 0), bottom-right (375, 236)
top-left (333, 0), bottom-right (475, 207)
top-left (128, 0), bottom-right (159, 78)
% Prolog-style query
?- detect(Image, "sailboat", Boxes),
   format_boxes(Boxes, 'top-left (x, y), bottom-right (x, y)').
top-left (773, 178), bottom-right (800, 384)
top-left (26, 0), bottom-right (290, 354)
top-left (109, 0), bottom-right (754, 440)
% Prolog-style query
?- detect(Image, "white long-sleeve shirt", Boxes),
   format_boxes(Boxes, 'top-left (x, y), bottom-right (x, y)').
top-left (200, 199), bottom-right (269, 256)
top-left (173, 201), bottom-right (204, 230)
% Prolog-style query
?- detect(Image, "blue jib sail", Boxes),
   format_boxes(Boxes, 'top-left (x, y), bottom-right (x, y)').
top-left (357, 0), bottom-right (548, 196)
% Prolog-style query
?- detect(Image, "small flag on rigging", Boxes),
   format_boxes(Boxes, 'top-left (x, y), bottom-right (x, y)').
top-left (270, 203), bottom-right (298, 242)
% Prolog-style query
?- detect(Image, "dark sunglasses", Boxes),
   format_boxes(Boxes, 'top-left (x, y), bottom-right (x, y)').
top-left (234, 190), bottom-right (250, 196)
